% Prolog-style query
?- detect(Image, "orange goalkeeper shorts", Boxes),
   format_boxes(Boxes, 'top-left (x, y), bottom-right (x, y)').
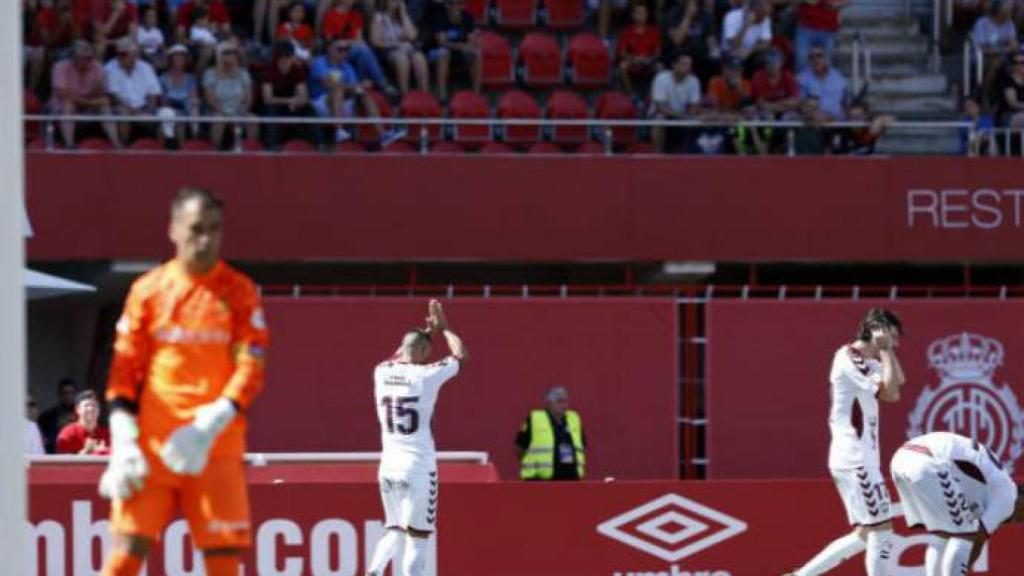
top-left (110, 458), bottom-right (251, 550)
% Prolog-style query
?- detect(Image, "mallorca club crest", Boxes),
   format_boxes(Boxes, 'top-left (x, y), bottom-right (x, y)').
top-left (908, 332), bottom-right (1024, 472)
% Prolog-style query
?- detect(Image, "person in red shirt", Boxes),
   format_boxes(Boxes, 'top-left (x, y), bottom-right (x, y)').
top-left (751, 48), bottom-right (799, 116)
top-left (276, 1), bottom-right (315, 60)
top-left (175, 0), bottom-right (231, 42)
top-left (795, 0), bottom-right (849, 71)
top-left (320, 0), bottom-right (396, 94)
top-left (93, 0), bottom-right (138, 55)
top-left (616, 2), bottom-right (661, 98)
top-left (57, 390), bottom-right (111, 455)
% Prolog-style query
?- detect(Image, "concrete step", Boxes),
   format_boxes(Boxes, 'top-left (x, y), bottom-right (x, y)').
top-left (837, 22), bottom-right (920, 40)
top-left (868, 93), bottom-right (959, 116)
top-left (834, 39), bottom-right (929, 58)
top-left (836, 62), bottom-right (930, 77)
top-left (839, 14), bottom-right (917, 28)
top-left (843, 5), bottom-right (911, 18)
top-left (867, 73), bottom-right (949, 94)
top-left (875, 130), bottom-right (963, 154)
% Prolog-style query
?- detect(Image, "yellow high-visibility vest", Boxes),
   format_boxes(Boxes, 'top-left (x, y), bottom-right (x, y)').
top-left (520, 409), bottom-right (585, 480)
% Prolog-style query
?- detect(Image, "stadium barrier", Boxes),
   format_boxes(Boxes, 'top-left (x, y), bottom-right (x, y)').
top-left (28, 460), bottom-right (1024, 576)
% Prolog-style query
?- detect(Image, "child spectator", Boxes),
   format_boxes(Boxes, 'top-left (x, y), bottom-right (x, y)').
top-left (961, 94), bottom-right (996, 155)
top-left (616, 2), bottom-right (661, 98)
top-left (277, 1), bottom-right (315, 61)
top-left (136, 5), bottom-right (167, 68)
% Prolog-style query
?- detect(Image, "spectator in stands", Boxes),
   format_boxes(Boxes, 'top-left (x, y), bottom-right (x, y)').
top-left (961, 94), bottom-right (996, 155)
top-left (797, 44), bottom-right (846, 120)
top-left (176, 0), bottom-right (231, 73)
top-left (50, 41), bottom-right (121, 148)
top-left (322, 0), bottom-right (399, 97)
top-left (429, 0), bottom-right (482, 101)
top-left (722, 0), bottom-right (772, 66)
top-left (995, 50), bottom-right (1024, 127)
top-left (93, 0), bottom-right (139, 57)
top-left (516, 387), bottom-right (587, 481)
top-left (650, 51), bottom-right (702, 152)
top-left (593, 0), bottom-right (632, 39)
top-left (277, 1), bottom-right (316, 61)
top-left (706, 55), bottom-right (752, 115)
top-left (38, 378), bottom-right (79, 454)
top-left (23, 0), bottom-right (51, 94)
top-left (972, 1), bottom-right (1019, 105)
top-left (203, 41), bottom-right (259, 148)
top-left (371, 0), bottom-right (430, 95)
top-left (33, 0), bottom-right (85, 62)
top-left (56, 390), bottom-right (111, 455)
top-left (828, 100), bottom-right (894, 154)
top-left (752, 47), bottom-right (799, 116)
top-left (262, 41), bottom-right (319, 149)
top-left (792, 93), bottom-right (826, 154)
top-left (25, 393), bottom-right (45, 456)
top-left (663, 0), bottom-right (721, 84)
top-left (794, 0), bottom-right (848, 72)
top-left (160, 44), bottom-right (201, 144)
top-left (136, 5), bottom-right (168, 69)
top-left (617, 2), bottom-right (661, 99)
top-left (105, 37), bottom-right (162, 142)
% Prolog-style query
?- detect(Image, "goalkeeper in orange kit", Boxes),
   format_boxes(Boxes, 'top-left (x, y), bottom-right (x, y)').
top-left (98, 187), bottom-right (270, 576)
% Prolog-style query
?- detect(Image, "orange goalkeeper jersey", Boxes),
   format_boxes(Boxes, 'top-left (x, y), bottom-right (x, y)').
top-left (106, 259), bottom-right (269, 460)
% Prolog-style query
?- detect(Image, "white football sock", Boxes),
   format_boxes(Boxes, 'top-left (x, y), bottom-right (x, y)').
top-left (940, 537), bottom-right (972, 576)
top-left (865, 530), bottom-right (894, 576)
top-left (925, 538), bottom-right (945, 576)
top-left (401, 534), bottom-right (429, 576)
top-left (794, 532), bottom-right (867, 576)
top-left (367, 529), bottom-right (403, 575)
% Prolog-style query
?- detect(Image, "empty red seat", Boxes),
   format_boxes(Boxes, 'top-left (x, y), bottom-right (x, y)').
top-left (449, 90), bottom-right (492, 148)
top-left (335, 141), bottom-right (365, 153)
top-left (399, 90), bottom-right (443, 143)
top-left (281, 139), bottom-right (316, 153)
top-left (546, 90), bottom-right (588, 145)
top-left (497, 90), bottom-right (542, 146)
top-left (130, 138), bottom-right (164, 151)
top-left (577, 140), bottom-right (606, 154)
top-left (383, 140), bottom-right (418, 154)
top-left (27, 138), bottom-right (50, 151)
top-left (545, 0), bottom-right (584, 30)
top-left (78, 138), bottom-right (113, 151)
top-left (528, 142), bottom-right (563, 154)
top-left (594, 91), bottom-right (637, 146)
top-left (239, 139), bottom-right (264, 152)
top-left (181, 139), bottom-right (215, 152)
top-left (519, 32), bottom-right (563, 88)
top-left (430, 141), bottom-right (466, 154)
top-left (480, 141), bottom-right (515, 154)
top-left (495, 0), bottom-right (537, 29)
top-left (357, 90), bottom-right (393, 144)
top-left (480, 32), bottom-right (515, 89)
top-left (627, 141), bottom-right (656, 154)
top-left (568, 33), bottom-right (611, 88)
top-left (464, 0), bottom-right (490, 22)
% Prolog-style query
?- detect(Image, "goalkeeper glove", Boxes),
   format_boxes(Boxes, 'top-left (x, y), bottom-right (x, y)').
top-left (160, 397), bottom-right (237, 476)
top-left (99, 411), bottom-right (149, 500)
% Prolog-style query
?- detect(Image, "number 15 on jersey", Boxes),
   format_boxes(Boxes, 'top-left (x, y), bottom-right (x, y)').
top-left (382, 396), bottom-right (420, 435)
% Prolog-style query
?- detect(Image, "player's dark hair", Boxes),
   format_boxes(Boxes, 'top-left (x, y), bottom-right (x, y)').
top-left (171, 187), bottom-right (225, 217)
top-left (856, 308), bottom-right (903, 342)
top-left (74, 390), bottom-right (98, 407)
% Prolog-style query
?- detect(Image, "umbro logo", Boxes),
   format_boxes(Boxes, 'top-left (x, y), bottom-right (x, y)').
top-left (596, 494), bottom-right (748, 562)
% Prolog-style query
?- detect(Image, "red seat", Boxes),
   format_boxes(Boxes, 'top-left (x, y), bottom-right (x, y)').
top-left (335, 141), bottom-right (366, 153)
top-left (594, 91), bottom-right (637, 146)
top-left (480, 141), bottom-right (515, 154)
top-left (627, 141), bottom-right (656, 154)
top-left (479, 32), bottom-right (515, 90)
top-left (399, 90), bottom-right (443, 143)
top-left (497, 90), bottom-right (542, 147)
top-left (546, 90), bottom-right (588, 145)
top-left (181, 139), bottom-right (215, 152)
top-left (78, 138), bottom-right (114, 151)
top-left (357, 90), bottom-right (393, 144)
top-left (239, 139), bottom-right (264, 152)
top-left (545, 0), bottom-right (584, 30)
top-left (130, 138), bottom-right (164, 151)
top-left (27, 138), bottom-right (50, 151)
top-left (495, 0), bottom-right (537, 29)
top-left (449, 90), bottom-right (492, 148)
top-left (383, 140), bottom-right (418, 154)
top-left (464, 0), bottom-right (489, 22)
top-left (528, 142), bottom-right (563, 154)
top-left (568, 33), bottom-right (611, 88)
top-left (281, 139), bottom-right (316, 153)
top-left (519, 32), bottom-right (563, 88)
top-left (430, 141), bottom-right (466, 154)
top-left (577, 140), bottom-right (606, 154)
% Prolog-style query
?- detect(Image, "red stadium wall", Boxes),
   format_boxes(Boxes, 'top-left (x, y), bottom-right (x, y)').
top-left (250, 297), bottom-right (679, 480)
top-left (28, 467), bottom-right (1024, 575)
top-left (706, 300), bottom-right (1024, 479)
top-left (25, 154), bottom-right (1024, 261)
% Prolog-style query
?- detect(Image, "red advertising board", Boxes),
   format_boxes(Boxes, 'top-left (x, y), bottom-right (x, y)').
top-left (24, 154), bottom-right (1024, 261)
top-left (28, 468), bottom-right (1024, 575)
top-left (252, 297), bottom-right (679, 480)
top-left (706, 300), bottom-right (1024, 479)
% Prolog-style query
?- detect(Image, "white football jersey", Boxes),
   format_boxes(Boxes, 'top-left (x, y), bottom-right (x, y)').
top-left (828, 345), bottom-right (883, 470)
top-left (906, 432), bottom-right (1017, 534)
top-left (374, 357), bottom-right (460, 478)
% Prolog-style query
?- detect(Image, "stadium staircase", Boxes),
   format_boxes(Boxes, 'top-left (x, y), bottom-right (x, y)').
top-left (836, 0), bottom-right (962, 153)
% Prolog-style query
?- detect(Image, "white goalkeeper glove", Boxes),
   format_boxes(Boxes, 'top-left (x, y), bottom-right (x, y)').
top-left (160, 397), bottom-right (237, 476)
top-left (99, 411), bottom-right (149, 500)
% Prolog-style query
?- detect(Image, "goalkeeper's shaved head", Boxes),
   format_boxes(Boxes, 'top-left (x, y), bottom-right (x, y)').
top-left (401, 329), bottom-right (433, 363)
top-left (171, 187), bottom-right (224, 219)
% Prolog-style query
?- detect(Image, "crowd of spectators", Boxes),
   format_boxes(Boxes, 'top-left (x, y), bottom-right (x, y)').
top-left (26, 0), bottom-right (1020, 154)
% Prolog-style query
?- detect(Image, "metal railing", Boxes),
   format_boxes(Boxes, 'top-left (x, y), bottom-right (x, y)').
top-left (851, 32), bottom-right (873, 96)
top-left (963, 36), bottom-right (983, 98)
top-left (932, 0), bottom-right (951, 72)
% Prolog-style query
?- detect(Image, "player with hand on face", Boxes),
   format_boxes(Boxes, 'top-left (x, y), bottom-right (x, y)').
top-left (785, 308), bottom-right (905, 576)
top-left (366, 300), bottom-right (469, 576)
top-left (892, 432), bottom-right (1024, 576)
top-left (99, 187), bottom-right (269, 576)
